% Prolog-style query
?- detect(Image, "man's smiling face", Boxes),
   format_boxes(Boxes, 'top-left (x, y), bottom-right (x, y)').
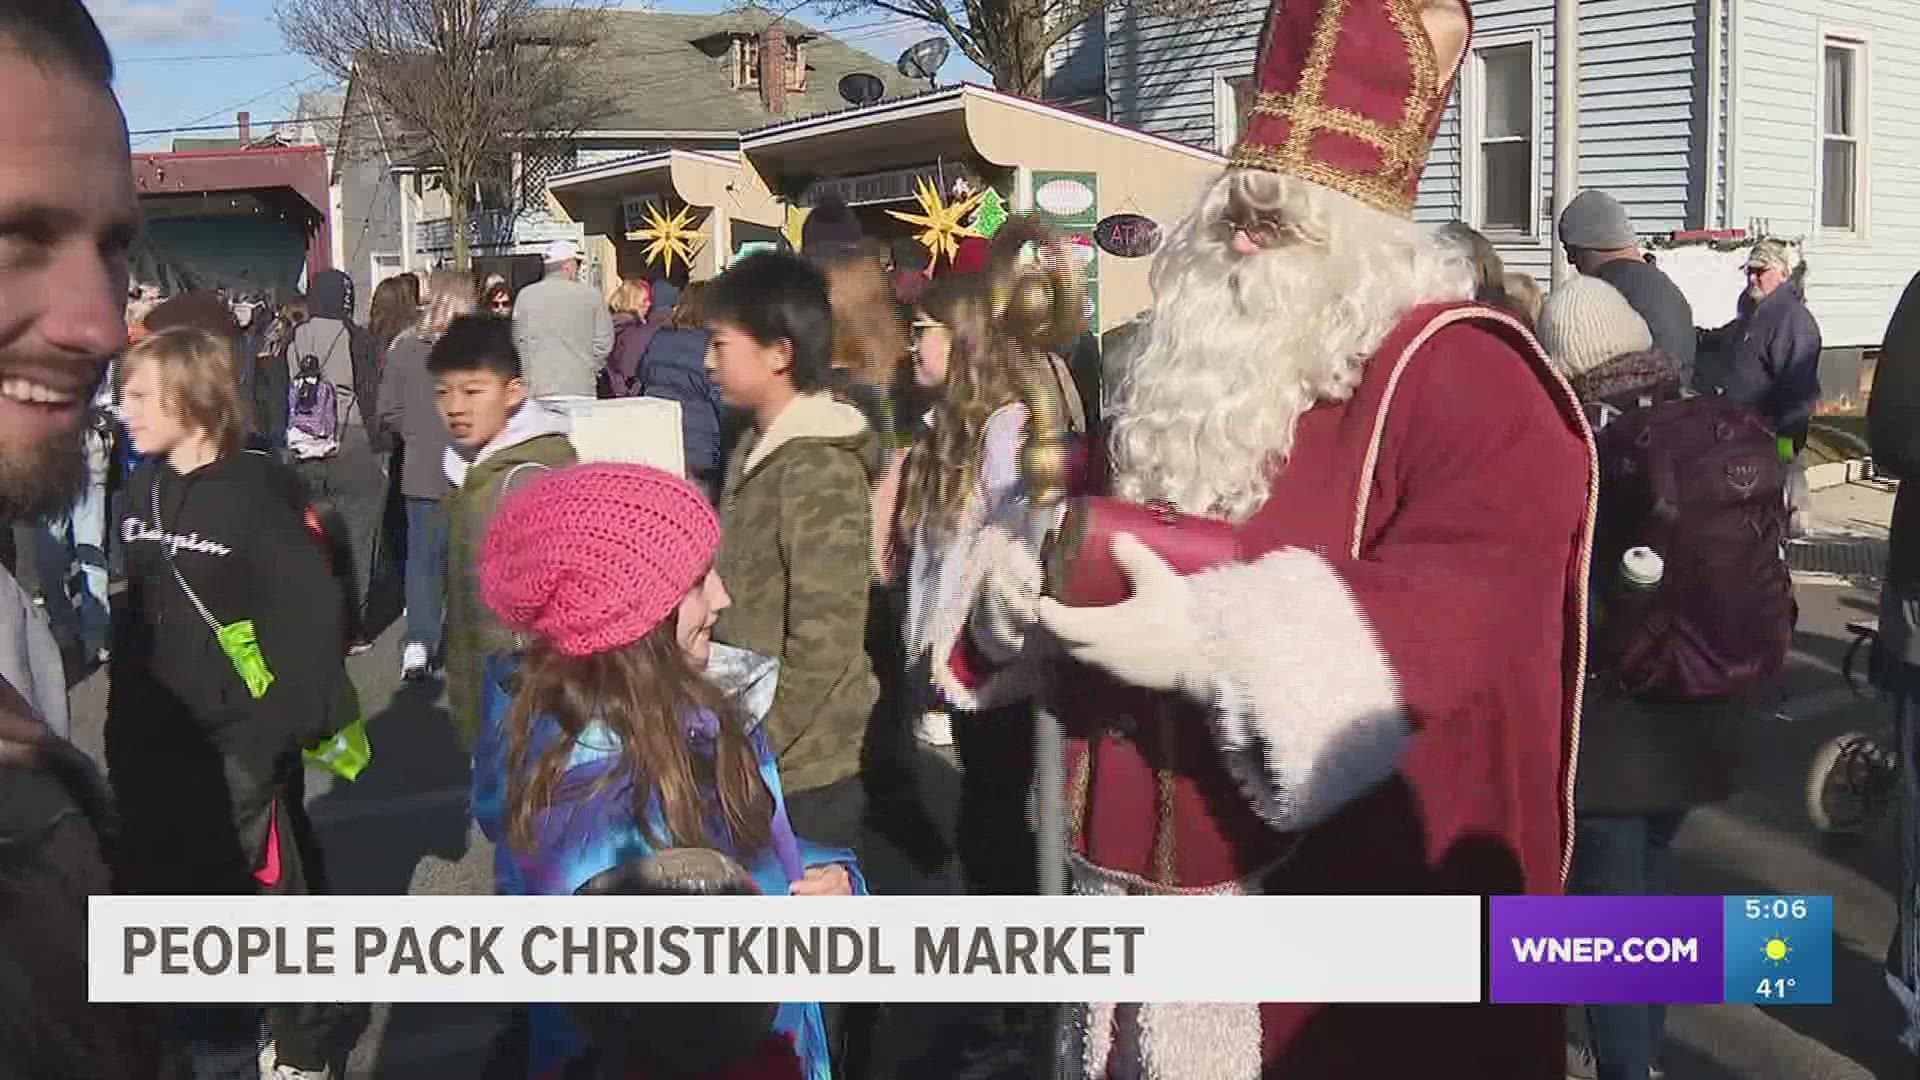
top-left (0, 46), bottom-right (136, 520)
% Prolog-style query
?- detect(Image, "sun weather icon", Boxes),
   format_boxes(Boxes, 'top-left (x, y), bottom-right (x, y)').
top-left (1762, 934), bottom-right (1792, 966)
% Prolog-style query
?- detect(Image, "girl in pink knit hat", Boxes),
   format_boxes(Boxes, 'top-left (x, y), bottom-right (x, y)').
top-left (469, 462), bottom-right (858, 1080)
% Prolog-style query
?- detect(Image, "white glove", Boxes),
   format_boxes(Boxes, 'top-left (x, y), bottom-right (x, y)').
top-left (969, 539), bottom-right (1043, 665)
top-left (1035, 533), bottom-right (1206, 693)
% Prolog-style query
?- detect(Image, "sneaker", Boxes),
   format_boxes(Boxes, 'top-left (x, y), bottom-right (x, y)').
top-left (259, 1040), bottom-right (334, 1080)
top-left (1806, 732), bottom-right (1899, 833)
top-left (914, 709), bottom-right (954, 747)
top-left (400, 641), bottom-right (430, 681)
top-left (347, 639), bottom-right (375, 657)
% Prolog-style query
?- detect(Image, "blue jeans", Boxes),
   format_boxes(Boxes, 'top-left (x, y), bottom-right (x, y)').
top-left (1569, 811), bottom-right (1688, 1080)
top-left (34, 427), bottom-right (109, 653)
top-left (404, 497), bottom-right (449, 656)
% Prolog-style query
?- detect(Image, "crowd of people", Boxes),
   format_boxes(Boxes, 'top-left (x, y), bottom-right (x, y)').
top-left (0, 2), bottom-right (1905, 1080)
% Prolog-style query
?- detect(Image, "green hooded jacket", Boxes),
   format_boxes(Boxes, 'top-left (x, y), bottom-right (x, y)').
top-left (444, 403), bottom-right (577, 747)
top-left (713, 393), bottom-right (880, 792)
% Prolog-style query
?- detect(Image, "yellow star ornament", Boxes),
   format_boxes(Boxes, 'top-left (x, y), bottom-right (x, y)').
top-left (887, 177), bottom-right (985, 264)
top-left (783, 204), bottom-right (810, 250)
top-left (626, 202), bottom-right (703, 275)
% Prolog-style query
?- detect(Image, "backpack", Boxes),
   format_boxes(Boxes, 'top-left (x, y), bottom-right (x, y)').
top-left (287, 353), bottom-right (340, 460)
top-left (1592, 395), bottom-right (1795, 700)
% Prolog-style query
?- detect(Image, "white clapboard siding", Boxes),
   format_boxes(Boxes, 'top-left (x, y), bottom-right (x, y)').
top-left (1731, 0), bottom-right (1920, 347)
top-left (1101, 0), bottom-right (1270, 152)
top-left (1420, 0), bottom-right (1708, 286)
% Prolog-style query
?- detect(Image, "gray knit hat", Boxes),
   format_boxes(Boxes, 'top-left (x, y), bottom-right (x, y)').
top-left (1538, 276), bottom-right (1653, 379)
top-left (1557, 190), bottom-right (1638, 251)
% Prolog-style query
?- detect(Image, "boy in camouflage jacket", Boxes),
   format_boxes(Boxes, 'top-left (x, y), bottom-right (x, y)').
top-left (704, 253), bottom-right (880, 801)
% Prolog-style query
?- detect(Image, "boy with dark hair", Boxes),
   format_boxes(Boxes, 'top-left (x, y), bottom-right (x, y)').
top-left (705, 253), bottom-right (878, 835)
top-left (431, 316), bottom-right (575, 748)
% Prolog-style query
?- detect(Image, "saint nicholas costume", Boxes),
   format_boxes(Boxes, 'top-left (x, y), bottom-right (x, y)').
top-left (966, 0), bottom-right (1600, 1075)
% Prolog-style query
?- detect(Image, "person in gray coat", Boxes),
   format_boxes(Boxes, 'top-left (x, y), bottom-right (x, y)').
top-left (512, 238), bottom-right (614, 402)
top-left (377, 270), bottom-right (473, 681)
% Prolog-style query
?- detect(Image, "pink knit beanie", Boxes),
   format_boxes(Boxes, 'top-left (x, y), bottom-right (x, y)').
top-left (478, 464), bottom-right (721, 657)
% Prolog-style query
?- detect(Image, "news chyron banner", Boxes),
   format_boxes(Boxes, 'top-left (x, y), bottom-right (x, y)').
top-left (1490, 895), bottom-right (1833, 1005)
top-left (91, 896), bottom-right (1483, 1004)
top-left (90, 894), bottom-right (1832, 1004)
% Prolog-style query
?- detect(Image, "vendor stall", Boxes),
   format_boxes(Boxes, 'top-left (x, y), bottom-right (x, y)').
top-left (546, 149), bottom-right (785, 287)
top-left (737, 85), bottom-right (1224, 333)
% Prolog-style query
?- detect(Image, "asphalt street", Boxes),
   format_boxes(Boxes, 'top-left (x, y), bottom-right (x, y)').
top-left (63, 478), bottom-right (1917, 1078)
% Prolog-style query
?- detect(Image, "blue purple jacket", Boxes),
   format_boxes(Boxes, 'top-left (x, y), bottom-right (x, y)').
top-left (471, 645), bottom-right (861, 1079)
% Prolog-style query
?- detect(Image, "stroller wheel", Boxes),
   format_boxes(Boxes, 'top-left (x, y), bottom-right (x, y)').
top-left (1806, 732), bottom-right (1898, 833)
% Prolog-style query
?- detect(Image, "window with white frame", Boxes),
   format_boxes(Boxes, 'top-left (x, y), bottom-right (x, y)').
top-left (1213, 72), bottom-right (1255, 153)
top-left (1470, 39), bottom-right (1537, 234)
top-left (1820, 37), bottom-right (1865, 232)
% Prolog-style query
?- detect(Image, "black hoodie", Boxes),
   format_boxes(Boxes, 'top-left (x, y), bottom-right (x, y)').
top-left (106, 450), bottom-right (346, 893)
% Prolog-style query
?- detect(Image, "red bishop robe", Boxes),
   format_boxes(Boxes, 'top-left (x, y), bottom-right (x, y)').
top-left (1049, 302), bottom-right (1595, 1078)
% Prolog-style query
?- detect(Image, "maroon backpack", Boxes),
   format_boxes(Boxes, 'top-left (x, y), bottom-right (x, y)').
top-left (1592, 395), bottom-right (1795, 700)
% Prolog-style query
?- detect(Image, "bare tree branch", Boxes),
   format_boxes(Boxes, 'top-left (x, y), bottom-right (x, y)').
top-left (276, 0), bottom-right (617, 268)
top-left (816, 0), bottom-right (1233, 96)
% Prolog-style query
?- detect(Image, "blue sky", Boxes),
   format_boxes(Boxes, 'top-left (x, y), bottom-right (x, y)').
top-left (94, 0), bottom-right (985, 152)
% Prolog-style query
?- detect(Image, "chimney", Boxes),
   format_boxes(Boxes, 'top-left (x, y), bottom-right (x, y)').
top-left (237, 111), bottom-right (251, 144)
top-left (759, 26), bottom-right (787, 116)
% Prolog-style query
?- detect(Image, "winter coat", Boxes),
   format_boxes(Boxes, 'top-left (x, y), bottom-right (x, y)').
top-left (1592, 256), bottom-right (1698, 380)
top-left (471, 644), bottom-right (857, 1080)
top-left (376, 329), bottom-right (452, 501)
top-left (0, 713), bottom-right (160, 1077)
top-left (1871, 272), bottom-right (1920, 609)
top-left (0, 565), bottom-right (69, 739)
top-left (443, 404), bottom-right (577, 748)
top-left (512, 275), bottom-right (615, 399)
top-left (1872, 271), bottom-right (1920, 676)
top-left (106, 451), bottom-right (347, 895)
top-left (1568, 349), bottom-right (1744, 816)
top-left (713, 394), bottom-right (879, 792)
top-left (1718, 283), bottom-right (1823, 440)
top-left (635, 326), bottom-right (726, 495)
top-left (602, 312), bottom-right (664, 397)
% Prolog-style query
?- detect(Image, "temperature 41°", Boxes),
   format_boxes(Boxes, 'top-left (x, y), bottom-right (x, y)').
top-left (1756, 977), bottom-right (1797, 998)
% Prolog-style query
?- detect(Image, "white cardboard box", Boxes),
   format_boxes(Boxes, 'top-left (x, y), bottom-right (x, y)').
top-left (552, 397), bottom-right (684, 475)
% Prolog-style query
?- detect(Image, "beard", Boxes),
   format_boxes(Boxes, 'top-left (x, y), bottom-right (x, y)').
top-left (1106, 170), bottom-right (1475, 521)
top-left (0, 423), bottom-right (87, 525)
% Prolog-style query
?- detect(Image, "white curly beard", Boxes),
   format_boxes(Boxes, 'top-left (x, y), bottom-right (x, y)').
top-left (1106, 170), bottom-right (1476, 522)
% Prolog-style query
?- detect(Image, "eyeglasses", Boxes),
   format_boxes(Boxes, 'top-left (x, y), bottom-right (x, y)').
top-left (1219, 203), bottom-right (1292, 250)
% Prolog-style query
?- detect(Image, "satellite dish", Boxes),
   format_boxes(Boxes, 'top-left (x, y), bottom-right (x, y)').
top-left (896, 37), bottom-right (950, 89)
top-left (838, 72), bottom-right (885, 106)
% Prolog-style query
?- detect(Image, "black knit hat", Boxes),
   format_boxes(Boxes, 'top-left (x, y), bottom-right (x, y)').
top-left (800, 192), bottom-right (865, 259)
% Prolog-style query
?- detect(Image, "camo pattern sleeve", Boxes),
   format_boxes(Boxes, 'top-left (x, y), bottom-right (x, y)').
top-left (762, 440), bottom-right (880, 792)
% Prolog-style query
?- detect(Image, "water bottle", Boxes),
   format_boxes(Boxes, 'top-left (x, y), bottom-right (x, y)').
top-left (1621, 546), bottom-right (1665, 591)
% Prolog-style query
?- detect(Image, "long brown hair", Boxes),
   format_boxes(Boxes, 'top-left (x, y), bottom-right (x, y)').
top-left (369, 274), bottom-right (421, 352)
top-left (505, 623), bottom-right (772, 856)
top-left (820, 251), bottom-right (909, 387)
top-left (416, 270), bottom-right (477, 344)
top-left (898, 215), bottom-right (1082, 538)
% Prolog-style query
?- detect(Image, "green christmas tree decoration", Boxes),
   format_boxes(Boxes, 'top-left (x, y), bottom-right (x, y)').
top-left (973, 188), bottom-right (1008, 238)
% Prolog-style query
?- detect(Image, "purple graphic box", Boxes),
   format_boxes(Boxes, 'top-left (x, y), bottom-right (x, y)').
top-left (1489, 895), bottom-right (1724, 1004)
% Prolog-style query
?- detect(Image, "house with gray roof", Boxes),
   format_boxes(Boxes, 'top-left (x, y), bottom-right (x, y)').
top-left (332, 6), bottom-right (914, 304)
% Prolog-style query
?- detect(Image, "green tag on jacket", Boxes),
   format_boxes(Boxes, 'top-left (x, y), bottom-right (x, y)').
top-left (215, 619), bottom-right (276, 699)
